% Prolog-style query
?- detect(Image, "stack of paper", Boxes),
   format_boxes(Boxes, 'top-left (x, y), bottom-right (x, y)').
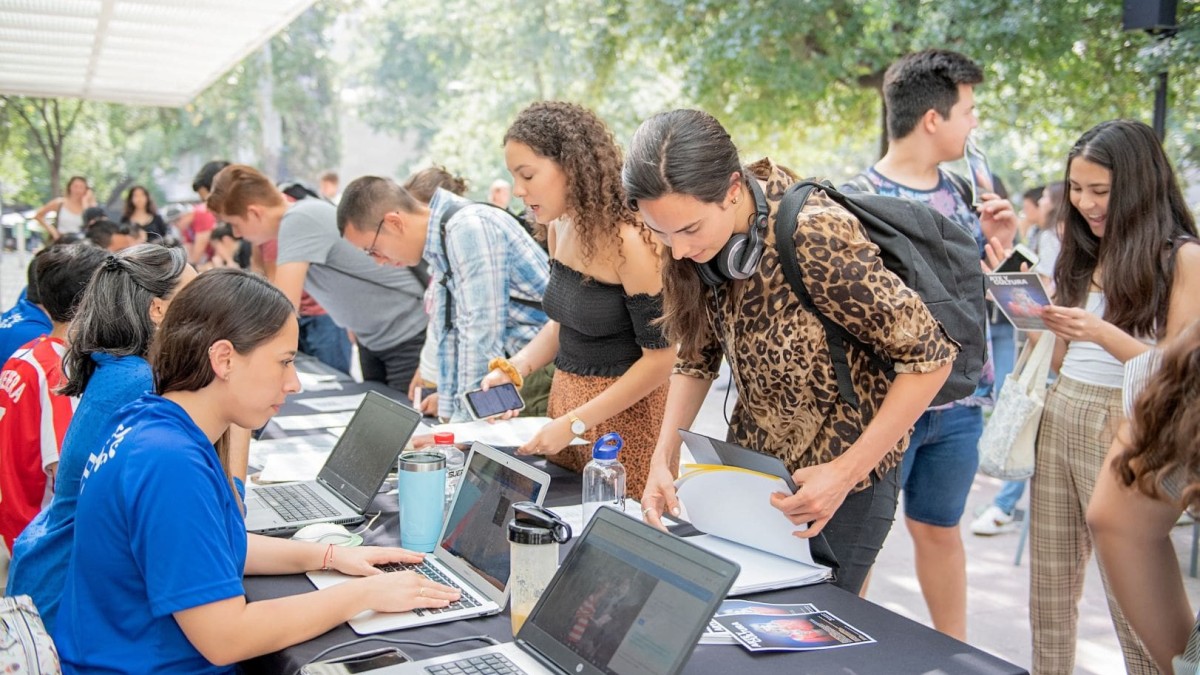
top-left (675, 464), bottom-right (831, 594)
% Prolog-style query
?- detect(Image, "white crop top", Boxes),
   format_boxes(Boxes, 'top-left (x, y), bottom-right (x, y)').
top-left (1059, 292), bottom-right (1154, 389)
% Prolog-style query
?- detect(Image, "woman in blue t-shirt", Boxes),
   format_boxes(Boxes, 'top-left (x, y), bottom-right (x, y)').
top-left (8, 244), bottom-right (196, 633)
top-left (54, 269), bottom-right (458, 674)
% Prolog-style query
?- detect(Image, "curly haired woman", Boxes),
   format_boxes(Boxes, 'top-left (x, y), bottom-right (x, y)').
top-left (481, 101), bottom-right (674, 497)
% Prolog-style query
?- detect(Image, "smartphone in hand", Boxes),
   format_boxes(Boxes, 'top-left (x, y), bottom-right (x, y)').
top-left (462, 382), bottom-right (525, 420)
top-left (964, 137), bottom-right (994, 208)
top-left (995, 242), bottom-right (1040, 274)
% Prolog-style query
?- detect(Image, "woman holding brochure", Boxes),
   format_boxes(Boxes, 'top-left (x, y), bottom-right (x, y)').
top-left (54, 269), bottom-right (458, 674)
top-left (1025, 119), bottom-right (1200, 675)
top-left (623, 109), bottom-right (957, 594)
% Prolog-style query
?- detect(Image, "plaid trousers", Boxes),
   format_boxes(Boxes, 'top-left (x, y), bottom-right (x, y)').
top-left (1030, 375), bottom-right (1156, 674)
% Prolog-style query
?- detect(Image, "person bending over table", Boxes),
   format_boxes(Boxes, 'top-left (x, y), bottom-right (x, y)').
top-left (624, 110), bottom-right (956, 595)
top-left (53, 269), bottom-right (458, 674)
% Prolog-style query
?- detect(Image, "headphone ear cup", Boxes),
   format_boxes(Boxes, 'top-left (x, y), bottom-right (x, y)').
top-left (718, 233), bottom-right (754, 280)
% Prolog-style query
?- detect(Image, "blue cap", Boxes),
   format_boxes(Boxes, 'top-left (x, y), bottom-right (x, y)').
top-left (592, 432), bottom-right (623, 460)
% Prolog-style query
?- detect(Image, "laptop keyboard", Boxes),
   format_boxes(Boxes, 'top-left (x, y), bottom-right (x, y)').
top-left (257, 483), bottom-right (339, 522)
top-left (376, 560), bottom-right (483, 616)
top-left (427, 653), bottom-right (528, 675)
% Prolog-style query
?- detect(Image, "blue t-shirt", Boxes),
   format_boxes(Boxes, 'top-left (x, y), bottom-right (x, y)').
top-left (856, 167), bottom-right (994, 408)
top-left (0, 290), bottom-right (52, 362)
top-left (54, 394), bottom-right (247, 675)
top-left (7, 354), bottom-right (153, 634)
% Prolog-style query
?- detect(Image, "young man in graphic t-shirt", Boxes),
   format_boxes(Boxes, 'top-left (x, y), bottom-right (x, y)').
top-left (0, 244), bottom-right (107, 550)
top-left (842, 49), bottom-right (1016, 641)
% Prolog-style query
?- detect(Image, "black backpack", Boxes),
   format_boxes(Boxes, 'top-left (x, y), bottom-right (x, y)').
top-left (774, 180), bottom-right (987, 409)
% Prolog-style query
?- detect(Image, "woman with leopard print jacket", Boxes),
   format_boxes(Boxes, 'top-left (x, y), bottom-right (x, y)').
top-left (622, 109), bottom-right (958, 595)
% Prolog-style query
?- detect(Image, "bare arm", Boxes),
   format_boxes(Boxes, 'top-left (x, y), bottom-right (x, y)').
top-left (641, 373), bottom-right (714, 528)
top-left (1088, 424), bottom-right (1192, 673)
top-left (33, 198), bottom-right (62, 240)
top-left (189, 230), bottom-right (213, 266)
top-left (771, 363), bottom-right (951, 537)
top-left (173, 568), bottom-right (457, 666)
top-left (272, 261), bottom-right (310, 310)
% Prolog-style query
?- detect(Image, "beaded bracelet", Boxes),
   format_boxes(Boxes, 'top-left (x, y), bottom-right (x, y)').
top-left (320, 543), bottom-right (335, 571)
top-left (488, 357), bottom-right (524, 390)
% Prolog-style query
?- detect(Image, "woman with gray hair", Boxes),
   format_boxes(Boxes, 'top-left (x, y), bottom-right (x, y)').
top-left (6, 244), bottom-right (196, 632)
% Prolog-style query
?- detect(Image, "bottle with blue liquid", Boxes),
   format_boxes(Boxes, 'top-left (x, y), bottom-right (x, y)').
top-left (582, 432), bottom-right (626, 524)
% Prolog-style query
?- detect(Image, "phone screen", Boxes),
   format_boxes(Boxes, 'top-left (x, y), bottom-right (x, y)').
top-left (465, 383), bottom-right (524, 418)
top-left (342, 651), bottom-right (410, 673)
top-left (964, 137), bottom-right (993, 207)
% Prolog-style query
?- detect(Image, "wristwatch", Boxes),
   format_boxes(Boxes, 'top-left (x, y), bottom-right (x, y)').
top-left (568, 412), bottom-right (587, 437)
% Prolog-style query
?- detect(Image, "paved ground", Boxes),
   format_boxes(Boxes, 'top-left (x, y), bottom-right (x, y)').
top-left (5, 251), bottom-right (1197, 672)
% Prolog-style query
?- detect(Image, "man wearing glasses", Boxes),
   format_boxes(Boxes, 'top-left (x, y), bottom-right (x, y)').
top-left (335, 176), bottom-right (549, 422)
top-left (205, 164), bottom-right (427, 391)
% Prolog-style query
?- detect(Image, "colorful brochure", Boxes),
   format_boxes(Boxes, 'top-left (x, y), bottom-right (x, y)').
top-left (712, 611), bottom-right (875, 651)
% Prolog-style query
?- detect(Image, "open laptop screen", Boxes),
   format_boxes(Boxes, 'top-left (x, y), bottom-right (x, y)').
top-left (522, 510), bottom-right (737, 675)
top-left (439, 447), bottom-right (544, 591)
top-left (318, 392), bottom-right (421, 511)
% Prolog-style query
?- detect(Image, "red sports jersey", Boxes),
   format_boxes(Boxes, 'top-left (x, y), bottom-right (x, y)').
top-left (0, 336), bottom-right (75, 551)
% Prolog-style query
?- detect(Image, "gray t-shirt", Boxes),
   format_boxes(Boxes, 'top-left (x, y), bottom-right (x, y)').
top-left (276, 199), bottom-right (426, 351)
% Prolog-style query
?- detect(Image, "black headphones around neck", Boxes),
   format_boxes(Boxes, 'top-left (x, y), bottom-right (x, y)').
top-left (695, 170), bottom-right (770, 287)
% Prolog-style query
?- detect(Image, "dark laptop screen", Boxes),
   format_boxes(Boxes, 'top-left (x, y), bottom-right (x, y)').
top-left (523, 511), bottom-right (737, 675)
top-left (439, 448), bottom-right (544, 591)
top-left (318, 392), bottom-right (420, 511)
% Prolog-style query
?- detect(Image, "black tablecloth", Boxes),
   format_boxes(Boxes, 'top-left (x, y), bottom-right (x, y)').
top-left (242, 358), bottom-right (1027, 675)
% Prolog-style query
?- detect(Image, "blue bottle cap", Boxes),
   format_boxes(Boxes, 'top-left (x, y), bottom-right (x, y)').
top-left (591, 432), bottom-right (623, 460)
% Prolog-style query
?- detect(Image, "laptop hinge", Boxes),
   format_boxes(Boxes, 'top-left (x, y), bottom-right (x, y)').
top-left (315, 475), bottom-right (361, 511)
top-left (516, 640), bottom-right (568, 675)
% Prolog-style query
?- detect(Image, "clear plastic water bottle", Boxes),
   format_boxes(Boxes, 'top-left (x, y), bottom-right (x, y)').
top-left (582, 433), bottom-right (626, 524)
top-left (431, 432), bottom-right (465, 515)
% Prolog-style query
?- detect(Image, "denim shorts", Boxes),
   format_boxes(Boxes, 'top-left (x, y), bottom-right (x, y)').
top-left (900, 405), bottom-right (983, 527)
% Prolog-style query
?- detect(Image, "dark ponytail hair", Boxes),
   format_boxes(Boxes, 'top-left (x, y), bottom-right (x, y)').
top-left (622, 109), bottom-right (741, 360)
top-left (150, 268), bottom-right (294, 396)
top-left (61, 244), bottom-right (189, 397)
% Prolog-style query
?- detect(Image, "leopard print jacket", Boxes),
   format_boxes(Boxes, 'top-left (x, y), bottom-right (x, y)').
top-left (676, 158), bottom-right (959, 490)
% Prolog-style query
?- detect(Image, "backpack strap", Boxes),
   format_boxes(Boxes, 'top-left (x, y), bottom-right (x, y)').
top-left (437, 200), bottom-right (544, 332)
top-left (774, 180), bottom-right (864, 409)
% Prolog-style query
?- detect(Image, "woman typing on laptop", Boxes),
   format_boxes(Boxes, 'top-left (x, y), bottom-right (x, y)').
top-left (54, 269), bottom-right (458, 674)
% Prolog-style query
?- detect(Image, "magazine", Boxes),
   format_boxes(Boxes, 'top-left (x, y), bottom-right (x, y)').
top-left (701, 600), bottom-right (819, 645)
top-left (985, 272), bottom-right (1053, 331)
top-left (712, 611), bottom-right (875, 652)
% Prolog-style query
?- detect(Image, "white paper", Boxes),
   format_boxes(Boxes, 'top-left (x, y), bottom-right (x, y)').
top-left (686, 534), bottom-right (829, 595)
top-left (552, 499), bottom-right (676, 537)
top-left (258, 449), bottom-right (331, 483)
top-left (247, 433), bottom-right (339, 469)
top-left (272, 410), bottom-right (356, 431)
top-left (297, 371), bottom-right (343, 392)
top-left (676, 468), bottom-right (820, 567)
top-left (429, 417), bottom-right (587, 448)
top-left (297, 393), bottom-right (367, 413)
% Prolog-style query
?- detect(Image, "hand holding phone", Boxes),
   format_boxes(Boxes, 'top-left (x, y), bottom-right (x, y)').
top-left (995, 242), bottom-right (1039, 274)
top-left (964, 137), bottom-right (994, 208)
top-left (462, 382), bottom-right (525, 420)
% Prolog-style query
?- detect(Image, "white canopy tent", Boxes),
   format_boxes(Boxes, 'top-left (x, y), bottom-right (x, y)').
top-left (0, 0), bottom-right (319, 107)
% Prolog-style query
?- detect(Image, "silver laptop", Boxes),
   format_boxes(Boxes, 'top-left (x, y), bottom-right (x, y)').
top-left (374, 507), bottom-right (740, 675)
top-left (245, 391), bottom-right (421, 536)
top-left (307, 443), bottom-right (551, 633)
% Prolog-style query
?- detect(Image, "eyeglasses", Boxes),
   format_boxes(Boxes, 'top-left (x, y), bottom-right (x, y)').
top-left (365, 212), bottom-right (398, 263)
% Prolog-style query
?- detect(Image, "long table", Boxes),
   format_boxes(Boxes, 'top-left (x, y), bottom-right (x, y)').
top-left (241, 358), bottom-right (1027, 675)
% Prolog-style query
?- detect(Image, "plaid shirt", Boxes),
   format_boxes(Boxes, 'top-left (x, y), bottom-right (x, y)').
top-left (425, 189), bottom-right (549, 421)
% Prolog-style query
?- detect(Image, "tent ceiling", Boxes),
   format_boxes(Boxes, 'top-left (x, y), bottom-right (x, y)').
top-left (0, 0), bottom-right (318, 107)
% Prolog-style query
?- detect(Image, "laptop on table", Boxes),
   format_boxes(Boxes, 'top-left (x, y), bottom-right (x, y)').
top-left (245, 391), bottom-right (421, 536)
top-left (307, 443), bottom-right (551, 633)
top-left (375, 506), bottom-right (740, 675)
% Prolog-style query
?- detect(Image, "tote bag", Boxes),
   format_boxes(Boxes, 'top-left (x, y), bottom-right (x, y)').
top-left (978, 334), bottom-right (1054, 480)
top-left (0, 595), bottom-right (61, 675)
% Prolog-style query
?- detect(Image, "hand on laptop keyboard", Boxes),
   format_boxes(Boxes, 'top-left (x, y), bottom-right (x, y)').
top-left (320, 545), bottom-right (426, 577)
top-left (353, 569), bottom-right (461, 614)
